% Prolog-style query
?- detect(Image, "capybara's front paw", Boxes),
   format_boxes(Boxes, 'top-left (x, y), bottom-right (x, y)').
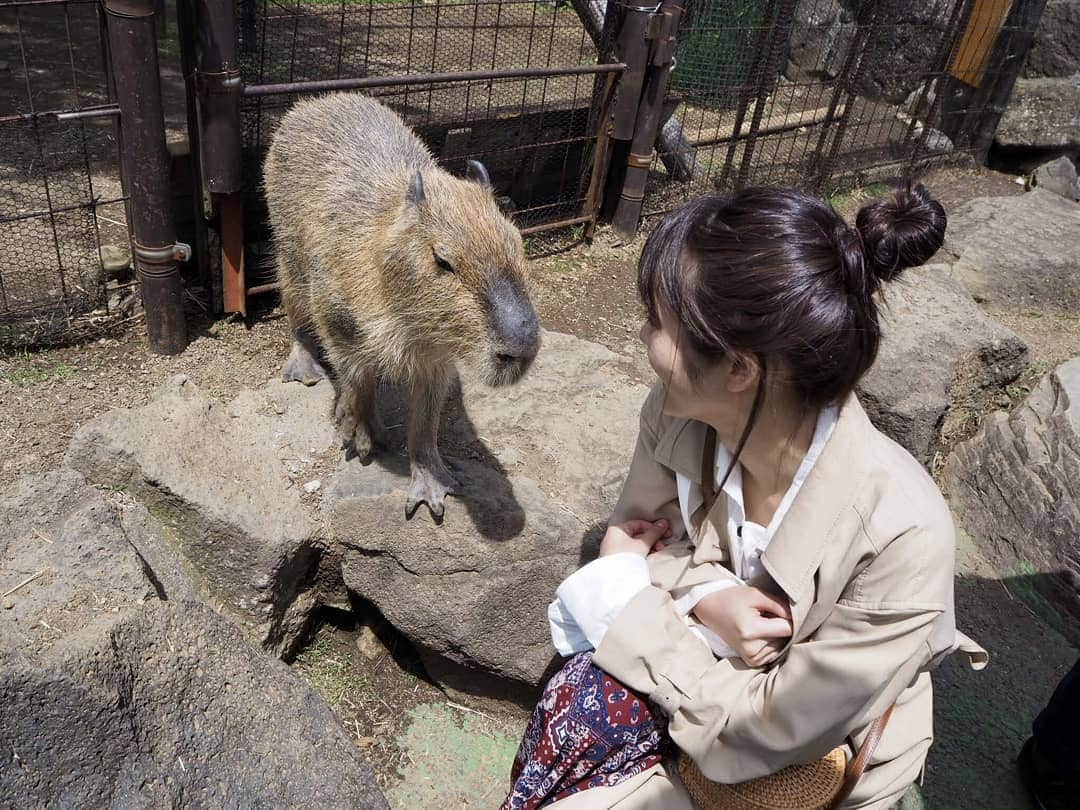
top-left (405, 461), bottom-right (459, 520)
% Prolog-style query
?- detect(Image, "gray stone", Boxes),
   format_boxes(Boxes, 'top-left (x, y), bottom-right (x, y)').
top-left (996, 74), bottom-right (1080, 153)
top-left (858, 264), bottom-right (1028, 465)
top-left (99, 244), bottom-right (131, 279)
top-left (330, 331), bottom-right (647, 691)
top-left (851, 1), bottom-right (953, 103)
top-left (1024, 0), bottom-right (1080, 79)
top-left (945, 189), bottom-right (1080, 313)
top-left (64, 374), bottom-right (342, 656)
top-left (0, 470), bottom-right (385, 808)
top-left (1031, 155), bottom-right (1080, 201)
top-left (945, 358), bottom-right (1080, 645)
top-left (786, 0), bottom-right (855, 81)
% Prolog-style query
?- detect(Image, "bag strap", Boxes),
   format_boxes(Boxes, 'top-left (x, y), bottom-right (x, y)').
top-left (699, 426), bottom-right (718, 526)
top-left (700, 423), bottom-right (895, 808)
top-left (830, 704), bottom-right (895, 808)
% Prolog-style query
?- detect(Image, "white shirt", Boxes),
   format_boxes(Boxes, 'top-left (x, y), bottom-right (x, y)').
top-left (548, 405), bottom-right (839, 659)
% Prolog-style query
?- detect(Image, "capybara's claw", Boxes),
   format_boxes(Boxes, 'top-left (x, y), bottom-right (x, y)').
top-left (281, 340), bottom-right (327, 386)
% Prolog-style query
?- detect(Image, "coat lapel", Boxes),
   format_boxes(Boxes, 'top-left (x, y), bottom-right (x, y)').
top-left (760, 394), bottom-right (873, 618)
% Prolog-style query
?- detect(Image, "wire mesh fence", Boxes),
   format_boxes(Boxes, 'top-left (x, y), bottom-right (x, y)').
top-left (234, 0), bottom-right (610, 288)
top-left (644, 0), bottom-right (1032, 217)
top-left (0, 0), bottom-right (130, 348)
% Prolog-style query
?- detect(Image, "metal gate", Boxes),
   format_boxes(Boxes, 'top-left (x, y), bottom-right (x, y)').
top-left (0, 0), bottom-right (127, 347)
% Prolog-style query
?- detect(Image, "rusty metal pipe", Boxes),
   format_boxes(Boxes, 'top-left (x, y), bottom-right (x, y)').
top-left (243, 63), bottom-right (627, 97)
top-left (103, 0), bottom-right (187, 354)
top-left (195, 0), bottom-right (242, 194)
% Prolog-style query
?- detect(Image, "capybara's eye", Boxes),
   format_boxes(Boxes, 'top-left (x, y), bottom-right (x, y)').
top-left (433, 252), bottom-right (455, 274)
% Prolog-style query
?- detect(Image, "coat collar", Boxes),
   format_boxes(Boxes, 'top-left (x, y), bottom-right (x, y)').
top-left (652, 394), bottom-right (874, 604)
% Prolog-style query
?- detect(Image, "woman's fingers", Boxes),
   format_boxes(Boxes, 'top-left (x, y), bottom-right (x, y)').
top-left (748, 615), bottom-right (794, 639)
top-left (747, 588), bottom-right (793, 620)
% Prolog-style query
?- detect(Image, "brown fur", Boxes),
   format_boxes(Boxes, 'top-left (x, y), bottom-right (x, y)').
top-left (264, 93), bottom-right (539, 517)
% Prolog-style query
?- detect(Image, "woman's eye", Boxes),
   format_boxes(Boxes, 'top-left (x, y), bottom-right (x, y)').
top-left (434, 254), bottom-right (455, 274)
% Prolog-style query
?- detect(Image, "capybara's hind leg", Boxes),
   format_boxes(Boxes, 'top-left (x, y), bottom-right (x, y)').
top-left (281, 331), bottom-right (327, 385)
top-left (405, 368), bottom-right (459, 520)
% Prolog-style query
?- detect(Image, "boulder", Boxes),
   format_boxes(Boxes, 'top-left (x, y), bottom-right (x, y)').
top-left (995, 74), bottom-right (1080, 154)
top-left (850, 1), bottom-right (952, 103)
top-left (858, 265), bottom-right (1028, 465)
top-left (1023, 0), bottom-right (1080, 78)
top-left (1031, 155), bottom-right (1080, 201)
top-left (330, 331), bottom-right (648, 692)
top-left (945, 358), bottom-right (1080, 645)
top-left (64, 374), bottom-right (342, 657)
top-left (0, 469), bottom-right (385, 808)
top-left (785, 0), bottom-right (855, 81)
top-left (944, 189), bottom-right (1080, 313)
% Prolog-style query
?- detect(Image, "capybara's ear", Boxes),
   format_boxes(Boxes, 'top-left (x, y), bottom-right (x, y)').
top-left (406, 170), bottom-right (426, 206)
top-left (465, 160), bottom-right (492, 189)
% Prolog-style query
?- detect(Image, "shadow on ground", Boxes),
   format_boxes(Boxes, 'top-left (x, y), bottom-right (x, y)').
top-left (925, 571), bottom-right (1077, 808)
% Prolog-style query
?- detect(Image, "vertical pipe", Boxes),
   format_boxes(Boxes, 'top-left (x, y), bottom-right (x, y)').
top-left (611, 0), bottom-right (684, 240)
top-left (103, 0), bottom-right (187, 354)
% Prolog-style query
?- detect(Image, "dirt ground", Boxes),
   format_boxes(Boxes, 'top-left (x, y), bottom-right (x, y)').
top-left (2, 163), bottom-right (1078, 806)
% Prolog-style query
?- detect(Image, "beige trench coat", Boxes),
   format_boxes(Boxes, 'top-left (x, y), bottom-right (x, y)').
top-left (551, 384), bottom-right (986, 810)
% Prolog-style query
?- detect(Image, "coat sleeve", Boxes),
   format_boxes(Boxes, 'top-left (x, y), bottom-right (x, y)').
top-left (609, 385), bottom-right (686, 537)
top-left (591, 526), bottom-right (950, 781)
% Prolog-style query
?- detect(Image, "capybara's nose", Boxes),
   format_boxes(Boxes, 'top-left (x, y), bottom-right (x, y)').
top-left (489, 276), bottom-right (540, 360)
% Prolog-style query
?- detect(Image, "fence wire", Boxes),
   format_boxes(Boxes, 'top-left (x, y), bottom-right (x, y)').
top-left (236, 0), bottom-right (608, 287)
top-left (0, 0), bottom-right (129, 348)
top-left (645, 0), bottom-right (1031, 216)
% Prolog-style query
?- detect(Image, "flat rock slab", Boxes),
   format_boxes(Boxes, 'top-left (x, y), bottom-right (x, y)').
top-left (0, 470), bottom-right (385, 808)
top-left (64, 374), bottom-right (340, 656)
top-left (945, 189), bottom-right (1080, 313)
top-left (945, 358), bottom-right (1080, 645)
top-left (995, 74), bottom-right (1080, 152)
top-left (858, 264), bottom-right (1028, 465)
top-left (330, 331), bottom-right (648, 692)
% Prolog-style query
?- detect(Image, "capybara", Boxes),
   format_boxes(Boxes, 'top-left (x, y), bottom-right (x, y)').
top-left (264, 93), bottom-right (540, 518)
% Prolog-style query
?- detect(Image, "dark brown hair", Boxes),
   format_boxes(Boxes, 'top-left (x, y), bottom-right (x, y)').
top-left (638, 179), bottom-right (945, 473)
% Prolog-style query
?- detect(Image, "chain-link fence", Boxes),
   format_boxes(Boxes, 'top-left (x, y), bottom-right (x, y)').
top-left (0, 0), bottom-right (132, 348)
top-left (643, 0), bottom-right (1036, 216)
top-left (233, 0), bottom-right (614, 289)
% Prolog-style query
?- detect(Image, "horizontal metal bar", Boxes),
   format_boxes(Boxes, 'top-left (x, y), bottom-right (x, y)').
top-left (0, 0), bottom-right (98, 7)
top-left (519, 214), bottom-right (592, 236)
top-left (246, 281), bottom-right (279, 297)
top-left (0, 196), bottom-right (127, 226)
top-left (0, 104), bottom-right (121, 124)
top-left (243, 63), bottom-right (627, 97)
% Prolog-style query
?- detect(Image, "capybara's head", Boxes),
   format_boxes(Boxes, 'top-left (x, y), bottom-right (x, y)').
top-left (387, 162), bottom-right (540, 386)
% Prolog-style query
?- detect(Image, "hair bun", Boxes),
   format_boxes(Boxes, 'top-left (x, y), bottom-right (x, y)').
top-left (855, 179), bottom-right (946, 283)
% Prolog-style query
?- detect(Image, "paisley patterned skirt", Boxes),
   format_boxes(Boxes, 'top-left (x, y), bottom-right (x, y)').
top-left (501, 652), bottom-right (670, 810)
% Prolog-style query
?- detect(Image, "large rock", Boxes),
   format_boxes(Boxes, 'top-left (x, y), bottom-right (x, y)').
top-left (785, 0), bottom-right (855, 81)
top-left (64, 374), bottom-right (342, 656)
top-left (1031, 155), bottom-right (1080, 201)
top-left (0, 469), bottom-right (385, 807)
top-left (858, 265), bottom-right (1028, 465)
top-left (1024, 0), bottom-right (1080, 78)
top-left (945, 359), bottom-right (1080, 645)
top-left (995, 74), bottom-right (1080, 154)
top-left (945, 189), bottom-right (1080, 313)
top-left (330, 331), bottom-right (648, 692)
top-left (848, 1), bottom-right (952, 103)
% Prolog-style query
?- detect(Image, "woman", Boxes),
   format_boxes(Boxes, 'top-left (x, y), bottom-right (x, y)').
top-left (503, 181), bottom-right (987, 809)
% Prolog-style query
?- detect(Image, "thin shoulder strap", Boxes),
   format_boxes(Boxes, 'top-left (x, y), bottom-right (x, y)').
top-left (830, 704), bottom-right (896, 808)
top-left (700, 425), bottom-right (718, 519)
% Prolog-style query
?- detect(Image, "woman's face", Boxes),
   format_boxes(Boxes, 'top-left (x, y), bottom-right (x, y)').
top-left (640, 306), bottom-right (724, 420)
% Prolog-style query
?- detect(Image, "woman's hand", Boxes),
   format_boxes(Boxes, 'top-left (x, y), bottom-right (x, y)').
top-left (599, 519), bottom-right (671, 558)
top-left (693, 586), bottom-right (793, 668)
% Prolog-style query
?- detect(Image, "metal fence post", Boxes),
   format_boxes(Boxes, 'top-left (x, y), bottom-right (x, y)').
top-left (103, 0), bottom-right (188, 355)
top-left (611, 0), bottom-right (684, 240)
top-left (192, 0), bottom-right (246, 316)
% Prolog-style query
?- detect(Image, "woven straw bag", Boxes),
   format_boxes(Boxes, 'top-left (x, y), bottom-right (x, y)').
top-left (676, 747), bottom-right (848, 810)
